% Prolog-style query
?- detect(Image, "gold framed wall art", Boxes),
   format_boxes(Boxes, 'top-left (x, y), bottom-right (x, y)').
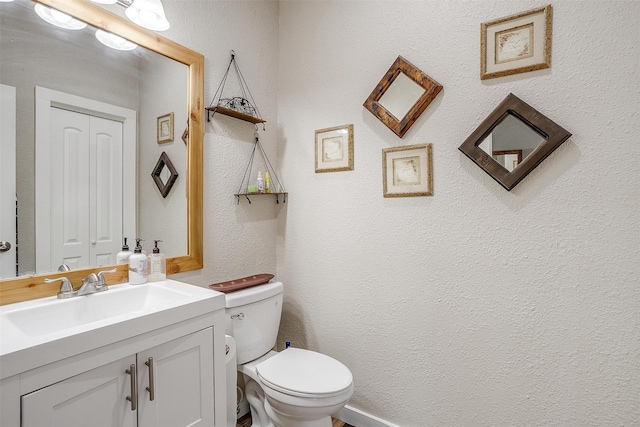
top-left (315, 124), bottom-right (354, 173)
top-left (382, 144), bottom-right (433, 197)
top-left (157, 112), bottom-right (174, 143)
top-left (480, 5), bottom-right (552, 80)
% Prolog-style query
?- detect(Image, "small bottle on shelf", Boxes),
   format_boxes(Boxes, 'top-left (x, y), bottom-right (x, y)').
top-left (257, 171), bottom-right (264, 194)
top-left (264, 171), bottom-right (271, 193)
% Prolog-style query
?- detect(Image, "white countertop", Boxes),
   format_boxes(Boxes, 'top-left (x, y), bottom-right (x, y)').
top-left (0, 279), bottom-right (224, 379)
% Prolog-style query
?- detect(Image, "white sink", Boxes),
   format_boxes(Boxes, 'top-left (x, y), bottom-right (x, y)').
top-left (0, 280), bottom-right (225, 379)
top-left (4, 283), bottom-right (195, 337)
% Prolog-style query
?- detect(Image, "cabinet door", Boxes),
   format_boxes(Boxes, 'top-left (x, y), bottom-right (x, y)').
top-left (137, 328), bottom-right (214, 427)
top-left (21, 355), bottom-right (137, 427)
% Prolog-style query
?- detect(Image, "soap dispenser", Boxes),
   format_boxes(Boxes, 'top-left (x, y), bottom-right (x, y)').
top-left (116, 237), bottom-right (133, 264)
top-left (148, 240), bottom-right (166, 282)
top-left (128, 238), bottom-right (148, 285)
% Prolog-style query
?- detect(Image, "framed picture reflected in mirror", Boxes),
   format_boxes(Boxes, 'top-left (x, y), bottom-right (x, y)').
top-left (152, 151), bottom-right (179, 198)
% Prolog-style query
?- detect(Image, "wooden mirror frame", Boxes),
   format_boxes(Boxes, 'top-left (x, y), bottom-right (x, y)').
top-left (363, 56), bottom-right (442, 138)
top-left (458, 93), bottom-right (571, 191)
top-left (0, 0), bottom-right (204, 305)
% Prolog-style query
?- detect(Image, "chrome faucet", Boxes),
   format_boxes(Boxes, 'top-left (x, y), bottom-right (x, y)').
top-left (77, 273), bottom-right (100, 296)
top-left (45, 267), bottom-right (118, 299)
top-left (77, 268), bottom-right (118, 295)
top-left (44, 276), bottom-right (77, 299)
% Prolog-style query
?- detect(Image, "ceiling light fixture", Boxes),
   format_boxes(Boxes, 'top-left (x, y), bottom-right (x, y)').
top-left (124, 0), bottom-right (170, 31)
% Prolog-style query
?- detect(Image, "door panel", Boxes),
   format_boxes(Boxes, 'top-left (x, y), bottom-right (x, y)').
top-left (21, 355), bottom-right (137, 427)
top-left (137, 328), bottom-right (214, 427)
top-left (91, 117), bottom-right (123, 266)
top-left (43, 108), bottom-right (123, 271)
top-left (0, 85), bottom-right (17, 278)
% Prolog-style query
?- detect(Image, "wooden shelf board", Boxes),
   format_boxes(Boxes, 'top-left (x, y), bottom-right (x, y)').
top-left (206, 106), bottom-right (266, 124)
top-left (234, 192), bottom-right (288, 197)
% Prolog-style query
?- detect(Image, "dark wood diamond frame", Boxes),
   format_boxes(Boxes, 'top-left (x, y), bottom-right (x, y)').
top-left (364, 56), bottom-right (443, 138)
top-left (152, 151), bottom-right (179, 198)
top-left (458, 93), bottom-right (571, 191)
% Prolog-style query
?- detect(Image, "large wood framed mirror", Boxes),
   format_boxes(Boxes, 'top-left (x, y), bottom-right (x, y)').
top-left (458, 93), bottom-right (571, 191)
top-left (364, 56), bottom-right (442, 138)
top-left (0, 0), bottom-right (203, 305)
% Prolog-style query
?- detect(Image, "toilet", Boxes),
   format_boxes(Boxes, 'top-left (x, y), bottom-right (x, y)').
top-left (224, 281), bottom-right (354, 427)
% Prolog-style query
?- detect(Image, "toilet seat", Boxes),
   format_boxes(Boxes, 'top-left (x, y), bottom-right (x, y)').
top-left (256, 348), bottom-right (353, 398)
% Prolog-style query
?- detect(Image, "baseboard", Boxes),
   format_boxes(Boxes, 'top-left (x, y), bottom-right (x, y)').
top-left (335, 405), bottom-right (400, 427)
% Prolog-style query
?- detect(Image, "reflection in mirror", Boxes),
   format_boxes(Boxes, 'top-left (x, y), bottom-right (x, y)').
top-left (152, 152), bottom-right (179, 198)
top-left (0, 0), bottom-right (187, 278)
top-left (378, 72), bottom-right (426, 121)
top-left (364, 56), bottom-right (442, 138)
top-left (459, 93), bottom-right (571, 191)
top-left (478, 113), bottom-right (544, 172)
top-left (0, 0), bottom-right (203, 304)
top-left (493, 151), bottom-right (522, 172)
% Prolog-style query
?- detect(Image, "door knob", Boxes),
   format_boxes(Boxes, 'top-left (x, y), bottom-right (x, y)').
top-left (0, 241), bottom-right (11, 252)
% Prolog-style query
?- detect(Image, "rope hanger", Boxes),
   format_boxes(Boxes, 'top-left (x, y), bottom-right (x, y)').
top-left (207, 50), bottom-right (265, 129)
top-left (236, 131), bottom-right (286, 204)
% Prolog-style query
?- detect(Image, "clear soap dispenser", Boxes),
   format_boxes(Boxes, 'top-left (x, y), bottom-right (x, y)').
top-left (128, 238), bottom-right (148, 285)
top-left (148, 240), bottom-right (166, 282)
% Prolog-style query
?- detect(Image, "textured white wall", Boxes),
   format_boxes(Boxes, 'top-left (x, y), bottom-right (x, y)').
top-left (164, 0), bottom-right (281, 286)
top-left (276, 1), bottom-right (640, 426)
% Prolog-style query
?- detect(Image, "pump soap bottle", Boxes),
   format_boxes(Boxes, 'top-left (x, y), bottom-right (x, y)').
top-left (148, 240), bottom-right (166, 282)
top-left (116, 237), bottom-right (133, 263)
top-left (128, 238), bottom-right (148, 285)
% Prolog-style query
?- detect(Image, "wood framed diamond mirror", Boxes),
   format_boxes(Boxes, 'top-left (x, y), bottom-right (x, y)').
top-left (458, 93), bottom-right (571, 191)
top-left (364, 56), bottom-right (442, 138)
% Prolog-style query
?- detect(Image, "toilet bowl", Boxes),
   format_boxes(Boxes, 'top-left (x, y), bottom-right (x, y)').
top-left (224, 281), bottom-right (354, 427)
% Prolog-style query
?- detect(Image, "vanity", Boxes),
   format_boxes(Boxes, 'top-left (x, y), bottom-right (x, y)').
top-left (0, 280), bottom-right (227, 426)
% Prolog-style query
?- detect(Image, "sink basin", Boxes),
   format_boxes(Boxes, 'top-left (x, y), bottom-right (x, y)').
top-left (4, 283), bottom-right (194, 337)
top-left (0, 279), bottom-right (225, 380)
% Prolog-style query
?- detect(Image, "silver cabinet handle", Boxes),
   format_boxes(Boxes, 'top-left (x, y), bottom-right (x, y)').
top-left (231, 313), bottom-right (244, 320)
top-left (126, 364), bottom-right (137, 411)
top-left (145, 357), bottom-right (155, 401)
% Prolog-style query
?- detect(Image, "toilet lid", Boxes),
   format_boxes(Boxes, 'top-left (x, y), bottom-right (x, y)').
top-left (256, 348), bottom-right (353, 396)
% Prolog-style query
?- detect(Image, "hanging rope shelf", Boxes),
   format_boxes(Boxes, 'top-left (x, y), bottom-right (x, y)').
top-left (206, 50), bottom-right (266, 127)
top-left (235, 131), bottom-right (287, 204)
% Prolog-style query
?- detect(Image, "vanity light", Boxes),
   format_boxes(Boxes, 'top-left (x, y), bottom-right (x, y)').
top-left (95, 29), bottom-right (137, 51)
top-left (125, 0), bottom-right (170, 31)
top-left (34, 3), bottom-right (87, 30)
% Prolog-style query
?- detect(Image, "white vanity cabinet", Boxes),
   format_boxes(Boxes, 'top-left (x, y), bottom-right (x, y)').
top-left (22, 355), bottom-right (138, 427)
top-left (21, 328), bottom-right (213, 427)
top-left (0, 280), bottom-right (227, 427)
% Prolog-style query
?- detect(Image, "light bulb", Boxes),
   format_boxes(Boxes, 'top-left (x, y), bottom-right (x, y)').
top-left (125, 0), bottom-right (170, 31)
top-left (95, 30), bottom-right (137, 51)
top-left (34, 3), bottom-right (87, 30)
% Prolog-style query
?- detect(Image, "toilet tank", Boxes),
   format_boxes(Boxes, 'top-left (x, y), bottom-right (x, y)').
top-left (224, 281), bottom-right (284, 364)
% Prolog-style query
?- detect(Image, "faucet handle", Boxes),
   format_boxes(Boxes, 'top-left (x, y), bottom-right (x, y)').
top-left (45, 277), bottom-right (77, 299)
top-left (96, 268), bottom-right (118, 291)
